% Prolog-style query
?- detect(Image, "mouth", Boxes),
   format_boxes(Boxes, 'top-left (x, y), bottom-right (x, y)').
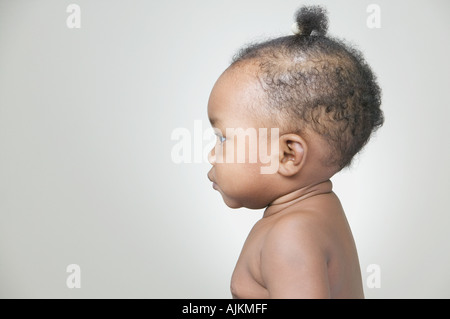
top-left (207, 171), bottom-right (218, 190)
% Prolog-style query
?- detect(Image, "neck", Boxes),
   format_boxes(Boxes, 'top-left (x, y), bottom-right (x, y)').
top-left (263, 179), bottom-right (333, 218)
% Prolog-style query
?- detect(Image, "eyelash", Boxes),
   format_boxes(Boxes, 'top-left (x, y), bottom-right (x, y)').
top-left (216, 134), bottom-right (226, 144)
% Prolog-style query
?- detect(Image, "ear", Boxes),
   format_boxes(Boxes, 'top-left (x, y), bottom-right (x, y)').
top-left (278, 134), bottom-right (307, 177)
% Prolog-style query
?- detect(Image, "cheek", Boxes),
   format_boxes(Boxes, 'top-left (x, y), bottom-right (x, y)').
top-left (213, 136), bottom-right (269, 188)
top-left (215, 162), bottom-right (261, 195)
top-left (217, 165), bottom-right (274, 209)
top-left (210, 131), bottom-right (280, 209)
top-left (216, 135), bottom-right (260, 165)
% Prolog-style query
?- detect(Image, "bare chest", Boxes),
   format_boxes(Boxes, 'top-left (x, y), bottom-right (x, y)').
top-left (230, 222), bottom-right (270, 299)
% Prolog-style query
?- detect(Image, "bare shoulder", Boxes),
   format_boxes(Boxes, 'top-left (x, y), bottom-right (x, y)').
top-left (263, 207), bottom-right (332, 257)
top-left (260, 208), bottom-right (333, 298)
top-left (260, 194), bottom-right (364, 298)
top-left (264, 192), bottom-right (351, 255)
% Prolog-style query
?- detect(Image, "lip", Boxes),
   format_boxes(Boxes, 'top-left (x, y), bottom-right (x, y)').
top-left (207, 171), bottom-right (218, 190)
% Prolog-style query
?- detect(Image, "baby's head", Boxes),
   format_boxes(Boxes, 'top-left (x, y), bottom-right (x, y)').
top-left (207, 6), bottom-right (384, 209)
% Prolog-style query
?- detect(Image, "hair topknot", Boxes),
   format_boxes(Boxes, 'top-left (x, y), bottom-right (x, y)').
top-left (294, 5), bottom-right (328, 36)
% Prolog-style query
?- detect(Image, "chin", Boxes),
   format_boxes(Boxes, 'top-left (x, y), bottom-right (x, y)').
top-left (220, 192), bottom-right (245, 209)
top-left (222, 196), bottom-right (268, 210)
top-left (222, 198), bottom-right (243, 209)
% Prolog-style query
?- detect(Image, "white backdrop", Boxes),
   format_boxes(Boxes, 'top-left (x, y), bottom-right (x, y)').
top-left (0, 0), bottom-right (449, 298)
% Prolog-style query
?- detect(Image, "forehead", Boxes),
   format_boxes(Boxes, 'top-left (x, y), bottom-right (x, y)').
top-left (208, 65), bottom-right (262, 128)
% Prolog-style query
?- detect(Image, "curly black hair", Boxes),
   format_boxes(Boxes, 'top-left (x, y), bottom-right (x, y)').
top-left (231, 6), bottom-right (384, 170)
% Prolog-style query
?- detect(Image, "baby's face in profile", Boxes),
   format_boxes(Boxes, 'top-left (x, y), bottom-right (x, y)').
top-left (207, 67), bottom-right (281, 209)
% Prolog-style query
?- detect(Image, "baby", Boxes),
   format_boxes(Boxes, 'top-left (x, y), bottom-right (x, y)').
top-left (207, 6), bottom-right (383, 298)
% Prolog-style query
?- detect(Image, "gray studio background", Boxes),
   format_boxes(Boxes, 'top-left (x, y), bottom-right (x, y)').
top-left (1, 0), bottom-right (449, 298)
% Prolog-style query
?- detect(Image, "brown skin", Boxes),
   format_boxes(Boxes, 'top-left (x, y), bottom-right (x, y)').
top-left (207, 64), bottom-right (364, 299)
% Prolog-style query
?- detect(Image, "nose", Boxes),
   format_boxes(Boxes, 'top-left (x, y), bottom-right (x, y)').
top-left (208, 146), bottom-right (216, 165)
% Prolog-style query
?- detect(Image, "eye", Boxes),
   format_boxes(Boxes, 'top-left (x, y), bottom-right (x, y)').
top-left (215, 134), bottom-right (226, 144)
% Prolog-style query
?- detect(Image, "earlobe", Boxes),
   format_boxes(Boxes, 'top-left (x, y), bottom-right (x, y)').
top-left (278, 134), bottom-right (307, 177)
